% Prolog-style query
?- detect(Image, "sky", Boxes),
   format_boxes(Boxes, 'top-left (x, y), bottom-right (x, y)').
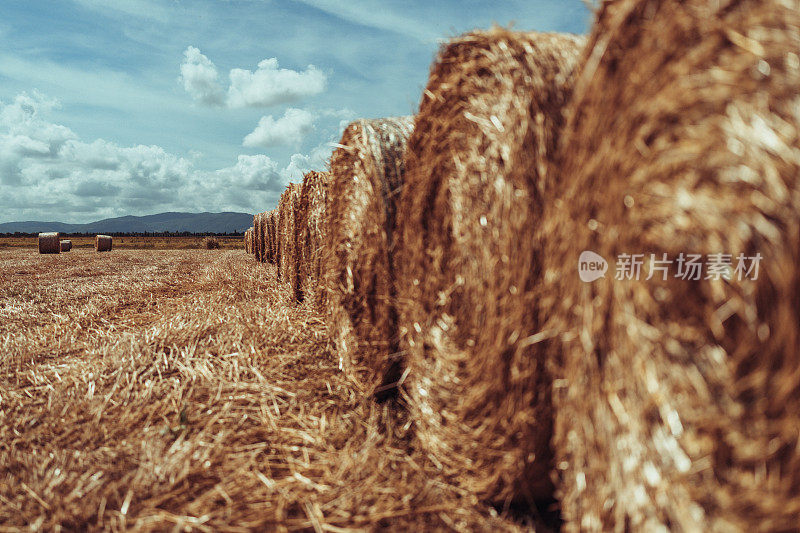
top-left (0, 0), bottom-right (591, 223)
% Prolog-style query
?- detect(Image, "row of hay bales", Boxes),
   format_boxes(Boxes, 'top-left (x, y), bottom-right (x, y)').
top-left (245, 1), bottom-right (800, 528)
top-left (38, 233), bottom-right (111, 254)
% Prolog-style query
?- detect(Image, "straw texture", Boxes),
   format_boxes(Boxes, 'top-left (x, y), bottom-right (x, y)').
top-left (541, 1), bottom-right (800, 530)
top-left (325, 117), bottom-right (414, 396)
top-left (298, 171), bottom-right (330, 308)
top-left (393, 28), bottom-right (584, 505)
top-left (278, 184), bottom-right (302, 290)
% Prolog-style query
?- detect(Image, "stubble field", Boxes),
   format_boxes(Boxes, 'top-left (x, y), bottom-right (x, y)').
top-left (0, 247), bottom-right (534, 532)
top-left (0, 236), bottom-right (243, 250)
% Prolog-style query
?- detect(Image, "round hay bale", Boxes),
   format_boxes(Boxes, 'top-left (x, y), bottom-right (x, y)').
top-left (95, 235), bottom-right (112, 252)
top-left (265, 209), bottom-right (276, 264)
top-left (541, 1), bottom-right (800, 530)
top-left (270, 207), bottom-right (281, 266)
top-left (262, 211), bottom-right (271, 263)
top-left (393, 29), bottom-right (584, 505)
top-left (245, 227), bottom-right (254, 254)
top-left (253, 213), bottom-right (263, 262)
top-left (298, 171), bottom-right (330, 308)
top-left (278, 184), bottom-right (302, 292)
top-left (59, 240), bottom-right (72, 253)
top-left (267, 210), bottom-right (278, 265)
top-left (291, 183), bottom-right (310, 302)
top-left (326, 116), bottom-right (414, 395)
top-left (252, 215), bottom-right (259, 259)
top-left (38, 232), bottom-right (61, 254)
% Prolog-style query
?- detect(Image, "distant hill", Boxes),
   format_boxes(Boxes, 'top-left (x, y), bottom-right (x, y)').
top-left (0, 212), bottom-right (254, 234)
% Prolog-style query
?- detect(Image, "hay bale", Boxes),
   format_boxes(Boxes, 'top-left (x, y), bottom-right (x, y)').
top-left (203, 236), bottom-right (221, 250)
top-left (326, 116), bottom-right (414, 395)
top-left (277, 184), bottom-right (302, 293)
top-left (393, 29), bottom-right (584, 505)
top-left (291, 184), bottom-right (309, 302)
top-left (298, 171), bottom-right (330, 308)
top-left (540, 1), bottom-right (800, 530)
top-left (268, 210), bottom-right (277, 267)
top-left (251, 215), bottom-right (259, 259)
top-left (266, 210), bottom-right (277, 264)
top-left (245, 227), bottom-right (254, 254)
top-left (38, 232), bottom-right (61, 254)
top-left (253, 213), bottom-right (263, 262)
top-left (95, 235), bottom-right (112, 252)
top-left (59, 240), bottom-right (72, 253)
top-left (270, 210), bottom-right (279, 265)
top-left (262, 211), bottom-right (271, 263)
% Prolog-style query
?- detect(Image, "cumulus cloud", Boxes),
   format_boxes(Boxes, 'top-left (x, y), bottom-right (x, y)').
top-left (215, 154), bottom-right (286, 192)
top-left (179, 46), bottom-right (225, 106)
top-left (242, 107), bottom-right (315, 148)
top-left (179, 47), bottom-right (326, 108)
top-left (227, 58), bottom-right (326, 108)
top-left (0, 91), bottom-right (321, 221)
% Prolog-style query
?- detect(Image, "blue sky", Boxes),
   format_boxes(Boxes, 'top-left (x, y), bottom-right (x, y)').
top-left (0, 0), bottom-right (591, 223)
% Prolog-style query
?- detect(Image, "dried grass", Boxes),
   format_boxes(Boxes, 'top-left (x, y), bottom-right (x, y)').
top-left (38, 232), bottom-right (60, 255)
top-left (325, 117), bottom-right (414, 398)
top-left (0, 249), bottom-right (526, 531)
top-left (393, 28), bottom-right (584, 507)
top-left (95, 235), bottom-right (112, 253)
top-left (540, 1), bottom-right (800, 530)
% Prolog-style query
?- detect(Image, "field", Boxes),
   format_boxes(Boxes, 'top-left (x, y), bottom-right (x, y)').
top-left (0, 236), bottom-right (243, 250)
top-left (0, 248), bottom-right (534, 531)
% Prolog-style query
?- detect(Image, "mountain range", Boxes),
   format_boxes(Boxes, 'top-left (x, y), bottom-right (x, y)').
top-left (0, 212), bottom-right (254, 234)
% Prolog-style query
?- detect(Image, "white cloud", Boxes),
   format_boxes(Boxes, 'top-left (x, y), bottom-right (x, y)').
top-left (243, 107), bottom-right (315, 148)
top-left (0, 91), bottom-right (330, 220)
top-left (179, 46), bottom-right (226, 106)
top-left (227, 58), bottom-right (326, 108)
top-left (179, 47), bottom-right (326, 108)
top-left (215, 154), bottom-right (286, 192)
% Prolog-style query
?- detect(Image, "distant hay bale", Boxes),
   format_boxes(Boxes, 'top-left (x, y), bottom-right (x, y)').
top-left (268, 210), bottom-right (274, 264)
top-left (95, 235), bottom-right (112, 252)
top-left (393, 29), bottom-right (584, 505)
top-left (298, 171), bottom-right (330, 308)
top-left (261, 211), bottom-right (270, 263)
top-left (203, 236), bottom-right (221, 250)
top-left (291, 183), bottom-right (309, 302)
top-left (59, 240), bottom-right (72, 253)
top-left (266, 210), bottom-right (278, 264)
top-left (278, 184), bottom-right (302, 294)
top-left (244, 227), bottom-right (254, 254)
top-left (251, 215), bottom-right (259, 259)
top-left (326, 116), bottom-right (414, 395)
top-left (265, 211), bottom-right (272, 265)
top-left (38, 232), bottom-right (60, 254)
top-left (540, 1), bottom-right (800, 530)
top-left (253, 213), bottom-right (264, 262)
